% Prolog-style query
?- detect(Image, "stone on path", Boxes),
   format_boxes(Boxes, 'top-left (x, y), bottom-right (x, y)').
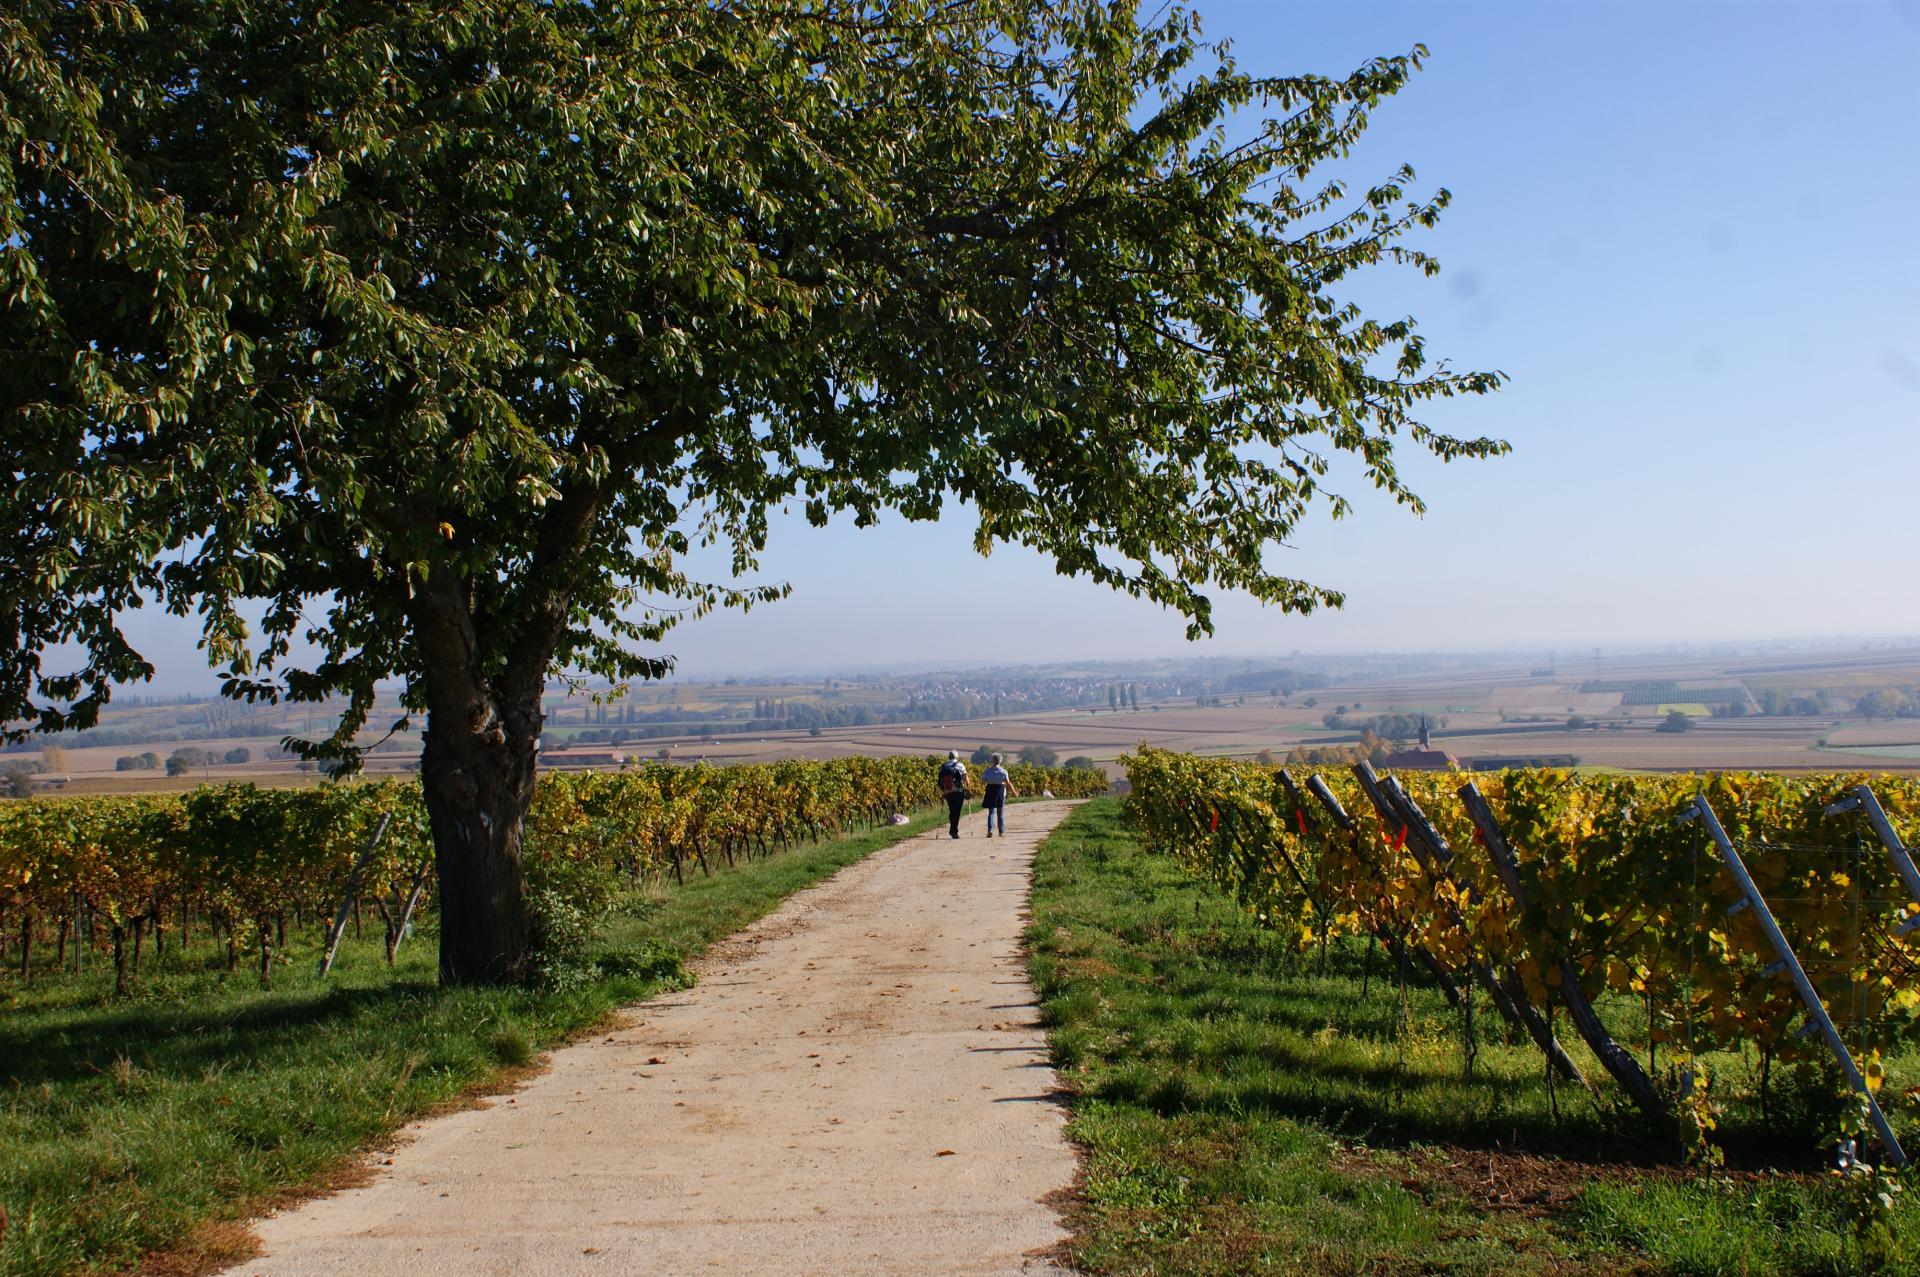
top-left (224, 802), bottom-right (1085, 1277)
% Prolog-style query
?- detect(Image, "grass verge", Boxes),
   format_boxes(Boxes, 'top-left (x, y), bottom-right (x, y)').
top-left (0, 809), bottom-right (944, 1277)
top-left (1028, 799), bottom-right (1917, 1277)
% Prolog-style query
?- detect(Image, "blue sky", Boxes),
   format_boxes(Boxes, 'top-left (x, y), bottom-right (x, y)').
top-left (123, 2), bottom-right (1920, 686)
top-left (650, 0), bottom-right (1920, 673)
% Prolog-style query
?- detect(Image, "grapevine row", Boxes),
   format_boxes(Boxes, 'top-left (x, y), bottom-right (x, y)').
top-left (0, 757), bottom-right (1109, 989)
top-left (1123, 748), bottom-right (1920, 1124)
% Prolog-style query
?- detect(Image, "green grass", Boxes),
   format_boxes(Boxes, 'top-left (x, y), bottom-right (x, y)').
top-left (1028, 800), bottom-right (1920, 1276)
top-left (0, 809), bottom-right (944, 1277)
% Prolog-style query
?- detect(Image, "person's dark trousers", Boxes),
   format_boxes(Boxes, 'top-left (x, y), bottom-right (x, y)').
top-left (946, 792), bottom-right (966, 837)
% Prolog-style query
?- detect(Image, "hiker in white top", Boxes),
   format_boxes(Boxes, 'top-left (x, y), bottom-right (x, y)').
top-left (981, 754), bottom-right (1016, 837)
top-left (937, 751), bottom-right (969, 839)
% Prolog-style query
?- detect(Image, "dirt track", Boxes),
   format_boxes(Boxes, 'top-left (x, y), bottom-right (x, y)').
top-left (225, 802), bottom-right (1084, 1276)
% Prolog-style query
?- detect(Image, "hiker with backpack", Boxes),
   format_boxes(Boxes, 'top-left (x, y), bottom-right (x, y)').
top-left (981, 753), bottom-right (1016, 837)
top-left (937, 750), bottom-right (969, 838)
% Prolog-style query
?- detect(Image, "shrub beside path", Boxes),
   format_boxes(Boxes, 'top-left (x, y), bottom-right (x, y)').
top-left (223, 801), bottom-right (1085, 1277)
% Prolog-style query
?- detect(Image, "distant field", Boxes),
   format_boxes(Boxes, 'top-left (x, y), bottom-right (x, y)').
top-left (16, 643), bottom-right (1920, 793)
top-left (1740, 663), bottom-right (1920, 692)
top-left (1819, 742), bottom-right (1920, 761)
top-left (1481, 686), bottom-right (1622, 715)
top-left (27, 705), bottom-right (1920, 792)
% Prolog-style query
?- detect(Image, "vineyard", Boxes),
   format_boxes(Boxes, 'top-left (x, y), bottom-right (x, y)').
top-left (0, 757), bottom-right (1108, 991)
top-left (1123, 747), bottom-right (1920, 1167)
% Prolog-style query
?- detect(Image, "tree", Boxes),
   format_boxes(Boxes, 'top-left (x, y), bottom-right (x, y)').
top-left (1855, 689), bottom-right (1908, 720)
top-left (970, 745), bottom-right (996, 766)
top-left (1018, 745), bottom-right (1059, 767)
top-left (1657, 710), bottom-right (1695, 734)
top-left (3, 761), bottom-right (34, 798)
top-left (224, 746), bottom-right (253, 765)
top-left (1567, 715), bottom-right (1590, 731)
top-left (3, 2), bottom-right (1502, 985)
top-left (39, 743), bottom-right (67, 773)
top-left (1063, 756), bottom-right (1098, 770)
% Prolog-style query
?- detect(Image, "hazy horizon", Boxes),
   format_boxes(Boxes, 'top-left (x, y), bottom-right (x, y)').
top-left (99, 622), bottom-right (1920, 695)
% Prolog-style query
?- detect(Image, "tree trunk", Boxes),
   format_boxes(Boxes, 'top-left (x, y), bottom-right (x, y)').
top-left (404, 475), bottom-right (605, 987)
top-left (420, 707), bottom-right (538, 986)
top-left (411, 565), bottom-right (547, 988)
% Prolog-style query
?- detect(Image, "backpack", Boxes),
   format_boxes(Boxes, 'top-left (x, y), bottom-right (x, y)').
top-left (937, 762), bottom-right (963, 795)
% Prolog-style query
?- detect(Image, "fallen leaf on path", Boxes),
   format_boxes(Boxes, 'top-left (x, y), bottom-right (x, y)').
top-left (646, 1056), bottom-right (666, 1065)
top-left (936, 1149), bottom-right (957, 1157)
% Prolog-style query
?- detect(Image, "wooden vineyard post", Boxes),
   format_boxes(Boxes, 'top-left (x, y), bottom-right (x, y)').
top-left (388, 860), bottom-right (435, 963)
top-left (1355, 763), bottom-right (1591, 1090)
top-left (1304, 772), bottom-right (1463, 1007)
top-left (1458, 782), bottom-right (1666, 1120)
top-left (1684, 795), bottom-right (1908, 1167)
top-left (1826, 785), bottom-right (1920, 935)
top-left (319, 813), bottom-right (393, 978)
top-left (1303, 773), bottom-right (1356, 832)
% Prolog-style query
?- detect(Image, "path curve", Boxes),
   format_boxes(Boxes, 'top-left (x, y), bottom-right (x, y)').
top-left (226, 801), bottom-right (1084, 1277)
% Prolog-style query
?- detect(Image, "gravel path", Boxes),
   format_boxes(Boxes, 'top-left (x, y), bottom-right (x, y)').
top-left (225, 801), bottom-right (1084, 1277)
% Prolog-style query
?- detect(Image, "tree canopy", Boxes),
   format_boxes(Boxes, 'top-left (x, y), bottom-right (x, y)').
top-left (1, 0), bottom-right (1505, 981)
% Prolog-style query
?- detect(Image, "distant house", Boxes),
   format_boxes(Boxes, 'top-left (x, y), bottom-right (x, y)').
top-left (539, 748), bottom-right (627, 769)
top-left (1379, 748), bottom-right (1459, 771)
